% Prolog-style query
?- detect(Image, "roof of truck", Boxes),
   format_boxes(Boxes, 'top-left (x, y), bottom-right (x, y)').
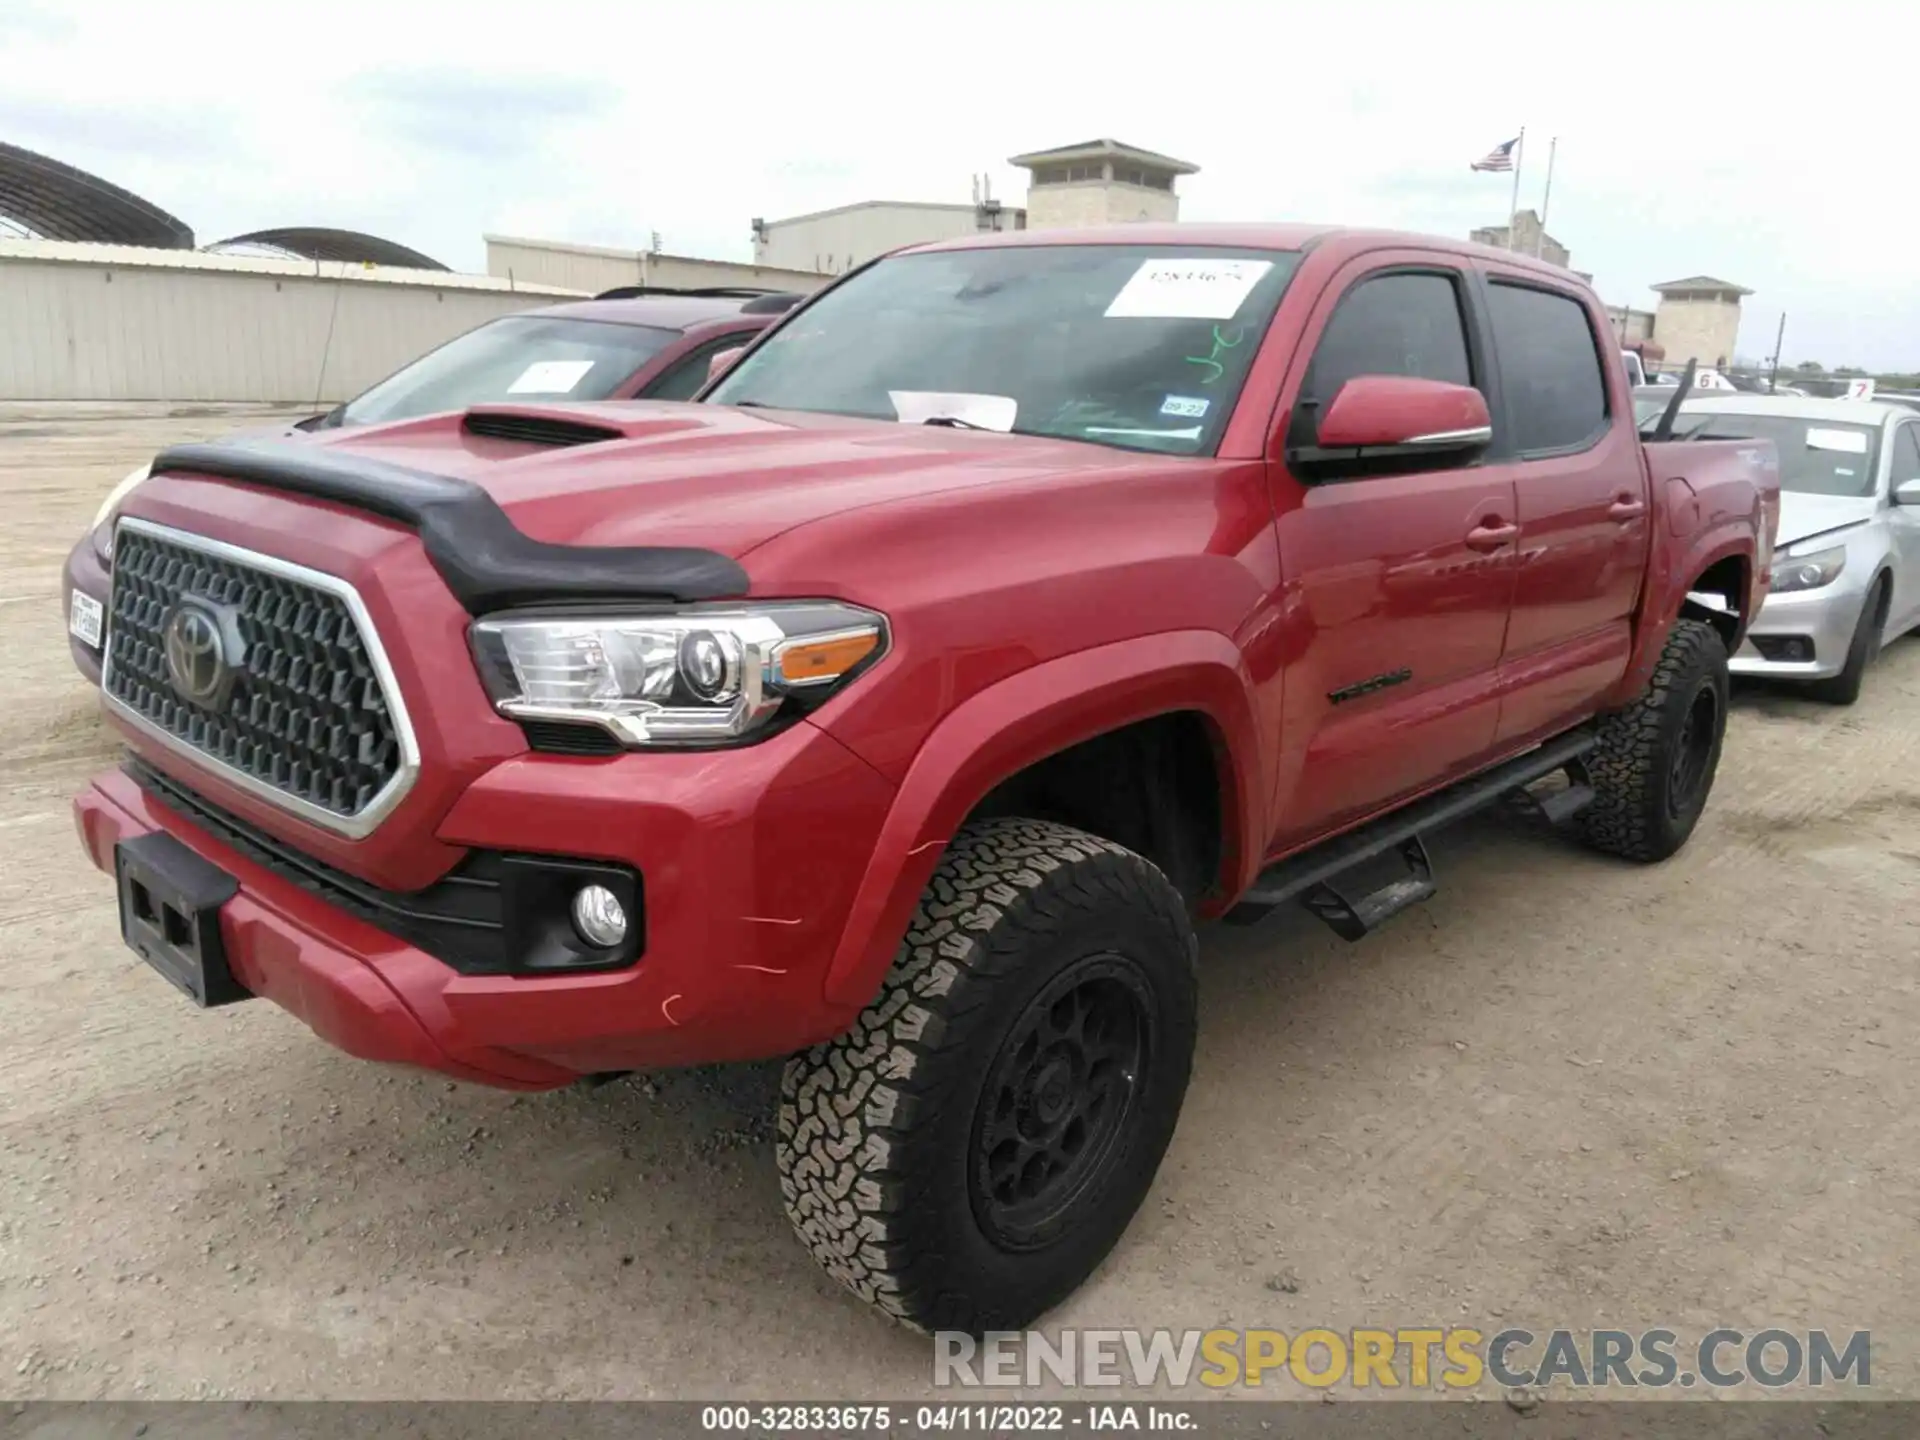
top-left (907, 222), bottom-right (1581, 282)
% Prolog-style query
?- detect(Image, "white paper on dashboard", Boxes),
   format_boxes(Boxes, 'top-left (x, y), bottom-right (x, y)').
top-left (889, 390), bottom-right (1018, 431)
top-left (1104, 258), bottom-right (1273, 320)
top-left (1805, 427), bottom-right (1869, 454)
top-left (507, 359), bottom-right (597, 395)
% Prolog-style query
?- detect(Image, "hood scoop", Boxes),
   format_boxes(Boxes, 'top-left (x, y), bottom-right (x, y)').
top-left (463, 409), bottom-right (623, 448)
top-left (148, 438), bottom-right (749, 614)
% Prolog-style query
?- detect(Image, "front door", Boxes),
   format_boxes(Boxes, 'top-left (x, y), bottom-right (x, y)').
top-left (1885, 420), bottom-right (1920, 635)
top-left (1267, 258), bottom-right (1519, 851)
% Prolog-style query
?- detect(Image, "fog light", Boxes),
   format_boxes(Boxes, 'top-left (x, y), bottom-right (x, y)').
top-left (570, 885), bottom-right (628, 948)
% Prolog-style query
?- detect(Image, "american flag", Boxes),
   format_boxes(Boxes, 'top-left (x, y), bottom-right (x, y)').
top-left (1471, 138), bottom-right (1519, 172)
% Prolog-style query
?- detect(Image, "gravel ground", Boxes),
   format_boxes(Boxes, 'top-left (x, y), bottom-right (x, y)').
top-left (1, 405), bottom-right (1916, 1401)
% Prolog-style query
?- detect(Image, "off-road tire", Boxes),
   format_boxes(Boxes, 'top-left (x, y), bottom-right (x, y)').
top-left (1578, 618), bottom-right (1729, 863)
top-left (777, 817), bottom-right (1199, 1334)
top-left (1806, 578), bottom-right (1887, 706)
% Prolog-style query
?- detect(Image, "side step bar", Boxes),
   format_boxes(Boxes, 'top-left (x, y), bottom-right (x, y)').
top-left (1225, 732), bottom-right (1598, 940)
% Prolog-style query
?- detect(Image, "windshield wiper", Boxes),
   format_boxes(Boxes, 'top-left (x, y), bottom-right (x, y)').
top-left (920, 415), bottom-right (993, 430)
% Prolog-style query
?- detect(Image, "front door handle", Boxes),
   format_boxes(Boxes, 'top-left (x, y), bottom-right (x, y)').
top-left (1465, 521), bottom-right (1519, 552)
top-left (1609, 496), bottom-right (1647, 521)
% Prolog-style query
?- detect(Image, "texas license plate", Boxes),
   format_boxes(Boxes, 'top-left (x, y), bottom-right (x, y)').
top-left (68, 589), bottom-right (104, 648)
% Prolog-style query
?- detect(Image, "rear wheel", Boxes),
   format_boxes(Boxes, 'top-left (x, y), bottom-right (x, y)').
top-left (1579, 618), bottom-right (1729, 863)
top-left (1807, 578), bottom-right (1887, 706)
top-left (777, 817), bottom-right (1198, 1333)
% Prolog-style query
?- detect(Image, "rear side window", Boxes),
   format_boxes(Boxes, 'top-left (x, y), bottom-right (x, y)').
top-left (1487, 282), bottom-right (1608, 453)
top-left (1306, 272), bottom-right (1473, 402)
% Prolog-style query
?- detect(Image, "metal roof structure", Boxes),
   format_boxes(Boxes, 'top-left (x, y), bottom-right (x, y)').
top-left (1006, 139), bottom-right (1200, 176)
top-left (208, 226), bottom-right (449, 271)
top-left (0, 141), bottom-right (193, 248)
top-left (1652, 275), bottom-right (1753, 296)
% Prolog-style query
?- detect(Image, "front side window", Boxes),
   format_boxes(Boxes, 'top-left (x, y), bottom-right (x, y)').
top-left (1304, 271), bottom-right (1474, 405)
top-left (707, 245), bottom-right (1303, 456)
top-left (1486, 282), bottom-right (1609, 453)
top-left (642, 334), bottom-right (751, 402)
top-left (334, 316), bottom-right (679, 428)
top-left (1890, 423), bottom-right (1920, 486)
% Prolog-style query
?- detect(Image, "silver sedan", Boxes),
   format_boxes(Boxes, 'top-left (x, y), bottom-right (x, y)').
top-left (1676, 396), bottom-right (1920, 703)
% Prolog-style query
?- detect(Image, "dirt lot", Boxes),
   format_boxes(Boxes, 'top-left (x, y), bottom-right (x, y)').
top-left (2, 405), bottom-right (1917, 1402)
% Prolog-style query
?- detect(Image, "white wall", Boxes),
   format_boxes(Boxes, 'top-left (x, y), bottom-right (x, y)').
top-left (0, 241), bottom-right (582, 403)
top-left (485, 235), bottom-right (830, 296)
top-left (754, 203), bottom-right (1024, 275)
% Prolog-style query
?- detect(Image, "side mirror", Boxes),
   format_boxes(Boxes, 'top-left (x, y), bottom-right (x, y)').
top-left (1303, 375), bottom-right (1492, 465)
top-left (1895, 479), bottom-right (1920, 506)
top-left (707, 346), bottom-right (746, 384)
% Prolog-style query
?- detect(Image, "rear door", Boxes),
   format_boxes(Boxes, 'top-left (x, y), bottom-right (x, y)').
top-left (1267, 256), bottom-right (1520, 849)
top-left (1475, 268), bottom-right (1649, 746)
top-left (1886, 420), bottom-right (1920, 633)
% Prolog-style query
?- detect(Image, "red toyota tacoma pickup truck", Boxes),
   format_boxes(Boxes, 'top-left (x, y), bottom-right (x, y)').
top-left (68, 224), bottom-right (1778, 1334)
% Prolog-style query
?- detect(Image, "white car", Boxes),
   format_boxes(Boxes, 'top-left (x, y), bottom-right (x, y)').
top-left (1677, 396), bottom-right (1920, 702)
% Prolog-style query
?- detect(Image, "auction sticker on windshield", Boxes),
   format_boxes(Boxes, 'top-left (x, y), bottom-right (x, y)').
top-left (1105, 259), bottom-right (1273, 320)
top-left (507, 359), bottom-right (597, 395)
top-left (1805, 427), bottom-right (1869, 453)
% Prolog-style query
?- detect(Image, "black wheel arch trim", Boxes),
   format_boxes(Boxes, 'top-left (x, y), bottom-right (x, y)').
top-left (147, 438), bottom-right (751, 614)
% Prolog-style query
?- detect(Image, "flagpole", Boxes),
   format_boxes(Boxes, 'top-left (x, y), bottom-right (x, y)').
top-left (1507, 128), bottom-right (1525, 251)
top-left (1535, 137), bottom-right (1557, 258)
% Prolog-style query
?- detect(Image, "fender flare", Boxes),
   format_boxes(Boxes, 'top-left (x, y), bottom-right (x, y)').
top-left (820, 630), bottom-right (1266, 1010)
top-left (1609, 524), bottom-right (1757, 707)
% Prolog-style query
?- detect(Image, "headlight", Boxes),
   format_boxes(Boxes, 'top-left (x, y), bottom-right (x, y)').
top-left (91, 462), bottom-right (152, 558)
top-left (469, 602), bottom-right (887, 747)
top-left (1770, 545), bottom-right (1846, 594)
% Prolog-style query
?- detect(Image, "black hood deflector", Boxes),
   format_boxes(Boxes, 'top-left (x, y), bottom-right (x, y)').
top-left (149, 439), bottom-right (751, 615)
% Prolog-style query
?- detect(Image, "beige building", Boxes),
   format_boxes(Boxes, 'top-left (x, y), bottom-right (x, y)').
top-left (750, 198), bottom-right (1026, 276)
top-left (1010, 139), bottom-right (1197, 229)
top-left (484, 234), bottom-right (829, 297)
top-left (1469, 210), bottom-right (1571, 270)
top-left (1649, 276), bottom-right (1752, 368)
top-left (1604, 305), bottom-right (1657, 347)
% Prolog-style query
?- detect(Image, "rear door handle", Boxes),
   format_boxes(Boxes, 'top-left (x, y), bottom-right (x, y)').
top-left (1609, 496), bottom-right (1647, 520)
top-left (1464, 522), bottom-right (1519, 552)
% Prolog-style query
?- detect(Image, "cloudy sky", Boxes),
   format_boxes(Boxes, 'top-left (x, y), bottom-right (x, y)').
top-left (2, 0), bottom-right (1908, 368)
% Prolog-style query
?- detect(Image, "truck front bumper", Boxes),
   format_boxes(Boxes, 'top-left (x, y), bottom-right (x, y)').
top-left (73, 721), bottom-right (897, 1089)
top-left (1729, 578), bottom-right (1870, 681)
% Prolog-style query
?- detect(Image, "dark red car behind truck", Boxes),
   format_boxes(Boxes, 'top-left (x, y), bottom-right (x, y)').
top-left (68, 224), bottom-right (1778, 1333)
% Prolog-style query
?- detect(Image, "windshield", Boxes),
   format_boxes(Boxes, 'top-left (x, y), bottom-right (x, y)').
top-left (334, 315), bottom-right (679, 427)
top-left (1671, 412), bottom-right (1881, 497)
top-left (707, 245), bottom-right (1303, 455)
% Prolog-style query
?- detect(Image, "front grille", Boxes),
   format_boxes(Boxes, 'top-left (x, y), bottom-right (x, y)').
top-left (103, 522), bottom-right (407, 828)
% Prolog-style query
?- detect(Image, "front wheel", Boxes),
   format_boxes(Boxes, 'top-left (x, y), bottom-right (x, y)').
top-left (777, 818), bottom-right (1198, 1333)
top-left (1578, 618), bottom-right (1729, 863)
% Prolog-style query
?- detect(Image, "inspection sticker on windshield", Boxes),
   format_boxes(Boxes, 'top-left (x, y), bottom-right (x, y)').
top-left (1105, 258), bottom-right (1273, 320)
top-left (507, 359), bottom-right (596, 395)
top-left (1806, 427), bottom-right (1869, 454)
top-left (68, 590), bottom-right (103, 649)
top-left (1160, 395), bottom-right (1210, 418)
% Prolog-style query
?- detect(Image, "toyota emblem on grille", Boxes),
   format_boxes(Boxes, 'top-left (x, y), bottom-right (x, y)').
top-left (163, 601), bottom-right (235, 710)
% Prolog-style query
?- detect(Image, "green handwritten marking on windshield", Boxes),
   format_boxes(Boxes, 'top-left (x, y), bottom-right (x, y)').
top-left (1183, 324), bottom-right (1248, 385)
